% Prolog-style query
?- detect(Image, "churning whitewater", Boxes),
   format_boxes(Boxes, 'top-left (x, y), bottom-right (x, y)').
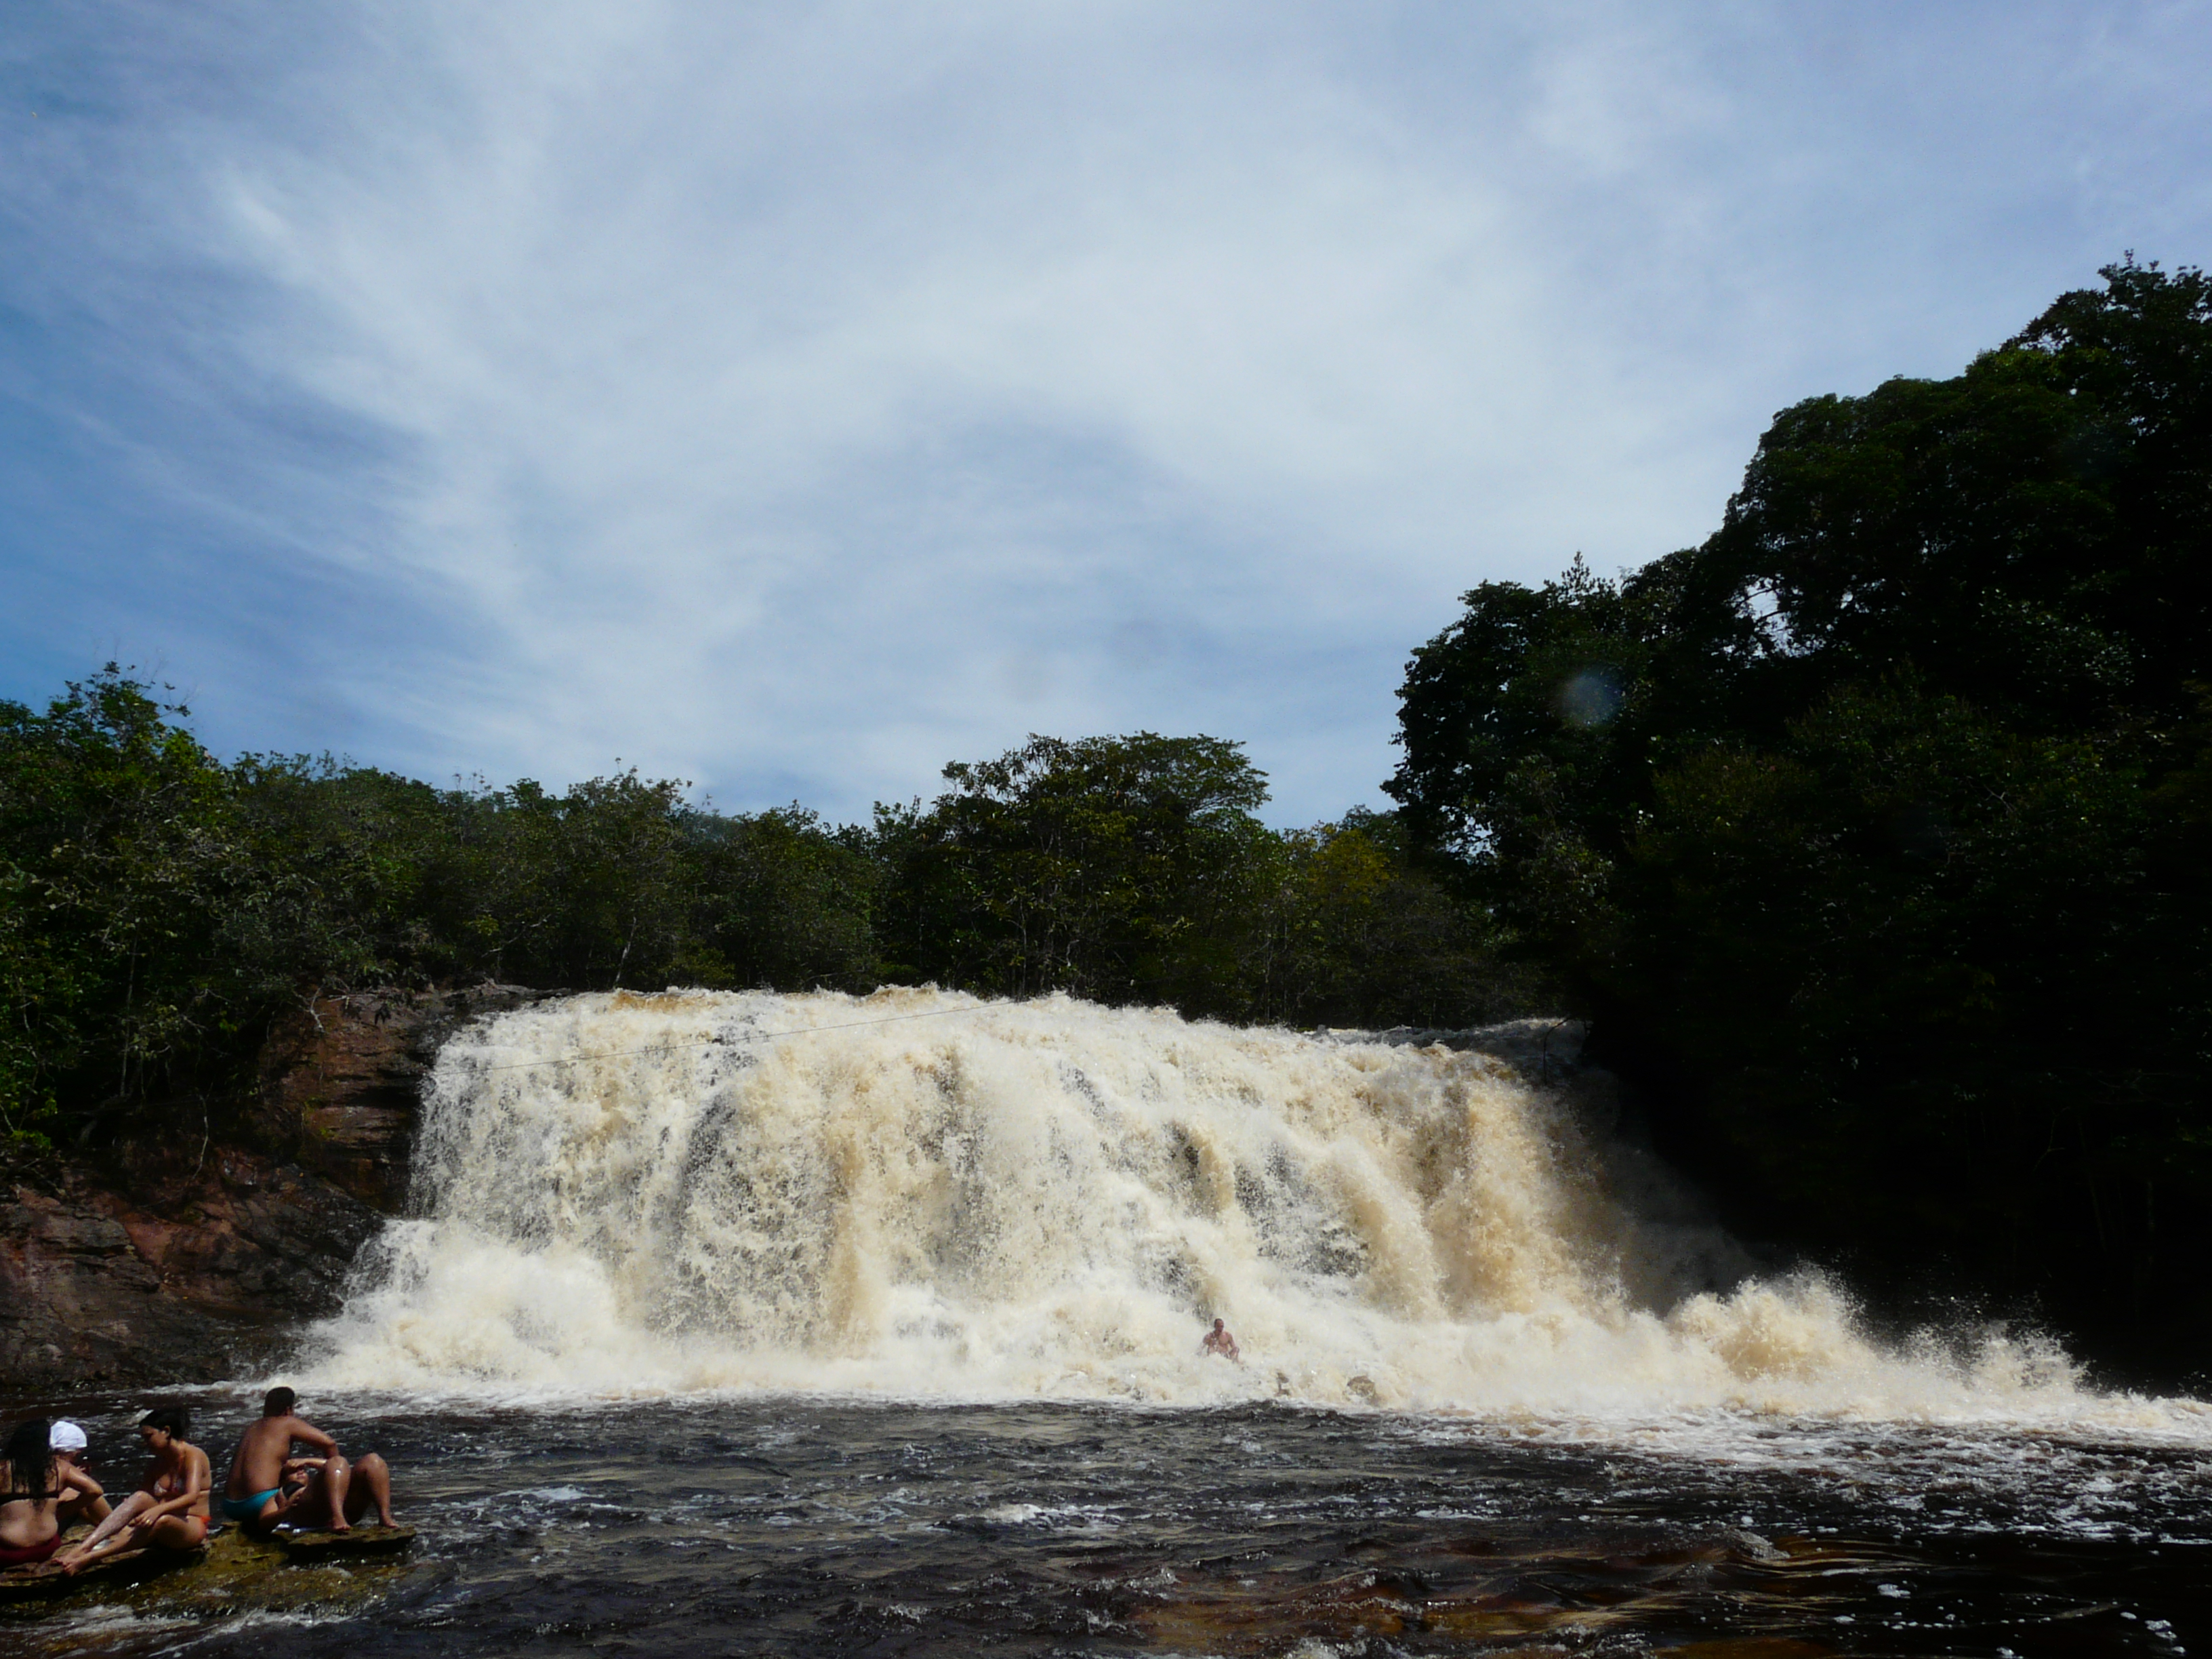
top-left (303, 989), bottom-right (2176, 1427)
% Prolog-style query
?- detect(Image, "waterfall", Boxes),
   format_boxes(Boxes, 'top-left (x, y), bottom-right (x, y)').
top-left (302, 988), bottom-right (2163, 1424)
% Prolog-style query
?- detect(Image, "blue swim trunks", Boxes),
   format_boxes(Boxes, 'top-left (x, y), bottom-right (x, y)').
top-left (221, 1489), bottom-right (280, 1523)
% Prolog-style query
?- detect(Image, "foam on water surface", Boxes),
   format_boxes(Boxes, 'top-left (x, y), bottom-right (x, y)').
top-left (302, 989), bottom-right (2209, 1439)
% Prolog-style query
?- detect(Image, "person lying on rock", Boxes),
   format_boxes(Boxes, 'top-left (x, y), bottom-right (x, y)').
top-left (2, 1418), bottom-right (110, 1571)
top-left (221, 1387), bottom-right (394, 1533)
top-left (58, 1407), bottom-right (211, 1570)
top-left (48, 1421), bottom-right (110, 1530)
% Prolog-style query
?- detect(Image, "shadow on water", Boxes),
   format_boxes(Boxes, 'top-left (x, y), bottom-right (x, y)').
top-left (5, 1395), bottom-right (2206, 1656)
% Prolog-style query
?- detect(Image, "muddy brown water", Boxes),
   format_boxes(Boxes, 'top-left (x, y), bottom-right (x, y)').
top-left (2, 1392), bottom-right (2205, 1657)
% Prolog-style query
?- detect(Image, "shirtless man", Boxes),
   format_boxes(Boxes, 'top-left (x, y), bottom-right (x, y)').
top-left (1200, 1317), bottom-right (1241, 1361)
top-left (221, 1387), bottom-right (394, 1533)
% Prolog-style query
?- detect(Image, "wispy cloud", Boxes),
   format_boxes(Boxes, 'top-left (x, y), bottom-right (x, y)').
top-left (3, 1), bottom-right (2209, 818)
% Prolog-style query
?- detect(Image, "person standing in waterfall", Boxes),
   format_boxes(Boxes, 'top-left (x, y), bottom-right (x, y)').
top-left (1201, 1317), bottom-right (1241, 1361)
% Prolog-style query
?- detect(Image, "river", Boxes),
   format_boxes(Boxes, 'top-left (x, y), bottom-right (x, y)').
top-left (7, 991), bottom-right (2207, 1654)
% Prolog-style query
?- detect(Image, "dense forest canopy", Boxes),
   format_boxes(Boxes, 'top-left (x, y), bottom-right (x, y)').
top-left (0, 681), bottom-right (1526, 1157)
top-left (5, 258), bottom-right (2205, 1378)
top-left (1389, 259), bottom-right (2212, 1376)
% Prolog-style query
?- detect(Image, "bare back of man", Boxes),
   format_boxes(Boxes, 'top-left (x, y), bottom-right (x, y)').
top-left (223, 1388), bottom-right (394, 1533)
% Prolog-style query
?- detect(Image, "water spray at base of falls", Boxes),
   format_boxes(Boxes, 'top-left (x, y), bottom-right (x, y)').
top-left (301, 989), bottom-right (2197, 1431)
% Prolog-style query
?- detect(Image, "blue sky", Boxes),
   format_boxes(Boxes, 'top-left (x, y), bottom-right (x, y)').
top-left (4, 1), bottom-right (2209, 824)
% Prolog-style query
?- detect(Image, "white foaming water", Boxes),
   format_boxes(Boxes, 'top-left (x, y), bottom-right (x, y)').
top-left (304, 989), bottom-right (2208, 1436)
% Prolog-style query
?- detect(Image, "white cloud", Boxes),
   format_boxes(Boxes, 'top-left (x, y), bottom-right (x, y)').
top-left (5, 0), bottom-right (2209, 818)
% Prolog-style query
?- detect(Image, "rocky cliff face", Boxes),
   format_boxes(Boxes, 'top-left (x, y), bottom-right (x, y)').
top-left (1, 1151), bottom-right (382, 1389)
top-left (1, 983), bottom-right (546, 1390)
top-left (250, 983), bottom-right (549, 1210)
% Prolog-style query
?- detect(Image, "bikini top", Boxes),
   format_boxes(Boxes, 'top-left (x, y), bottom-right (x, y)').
top-left (1, 1460), bottom-right (55, 1502)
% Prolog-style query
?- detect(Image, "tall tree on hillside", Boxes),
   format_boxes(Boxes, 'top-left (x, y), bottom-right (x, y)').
top-left (1387, 260), bottom-right (2212, 1375)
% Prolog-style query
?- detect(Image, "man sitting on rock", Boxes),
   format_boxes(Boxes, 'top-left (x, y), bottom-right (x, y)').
top-left (220, 1387), bottom-right (395, 1533)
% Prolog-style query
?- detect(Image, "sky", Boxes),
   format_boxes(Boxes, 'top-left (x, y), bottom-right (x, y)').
top-left (3, 2), bottom-right (2209, 825)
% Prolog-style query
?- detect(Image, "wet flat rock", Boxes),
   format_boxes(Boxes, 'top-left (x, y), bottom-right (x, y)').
top-left (0, 1541), bottom-right (207, 1603)
top-left (277, 1523), bottom-right (415, 1559)
top-left (4, 1525), bottom-right (422, 1624)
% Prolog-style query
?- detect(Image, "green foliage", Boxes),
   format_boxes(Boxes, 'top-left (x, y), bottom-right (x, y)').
top-left (0, 671), bottom-right (245, 1145)
top-left (1387, 260), bottom-right (2212, 1372)
top-left (871, 735), bottom-right (1529, 1026)
top-left (2, 684), bottom-right (1526, 1153)
top-left (691, 808), bottom-right (881, 993)
top-left (0, 676), bottom-right (899, 1147)
top-left (876, 733), bottom-right (1273, 1008)
top-left (1248, 811), bottom-right (1540, 1030)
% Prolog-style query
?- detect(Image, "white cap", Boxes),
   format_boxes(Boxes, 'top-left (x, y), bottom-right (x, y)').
top-left (49, 1420), bottom-right (88, 1453)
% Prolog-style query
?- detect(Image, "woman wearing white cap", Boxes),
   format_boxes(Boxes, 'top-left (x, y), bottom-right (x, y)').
top-left (48, 1423), bottom-right (109, 1530)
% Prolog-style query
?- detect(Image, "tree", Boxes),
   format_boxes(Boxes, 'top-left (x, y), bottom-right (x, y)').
top-left (876, 733), bottom-right (1273, 1010)
top-left (1387, 261), bottom-right (2212, 1375)
top-left (693, 806), bottom-right (881, 991)
top-left (1249, 811), bottom-right (1538, 1029)
top-left (0, 669), bottom-right (243, 1145)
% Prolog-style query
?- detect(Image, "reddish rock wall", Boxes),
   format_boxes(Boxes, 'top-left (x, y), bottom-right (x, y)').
top-left (1, 983), bottom-right (547, 1390)
top-left (252, 984), bottom-right (547, 1210)
top-left (1, 1151), bottom-right (379, 1388)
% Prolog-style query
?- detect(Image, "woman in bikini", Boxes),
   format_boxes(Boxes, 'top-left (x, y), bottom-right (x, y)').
top-left (58, 1408), bottom-right (211, 1571)
top-left (1, 1418), bottom-right (103, 1572)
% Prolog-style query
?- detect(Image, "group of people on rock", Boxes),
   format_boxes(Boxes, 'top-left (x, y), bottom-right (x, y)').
top-left (0, 1387), bottom-right (395, 1574)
